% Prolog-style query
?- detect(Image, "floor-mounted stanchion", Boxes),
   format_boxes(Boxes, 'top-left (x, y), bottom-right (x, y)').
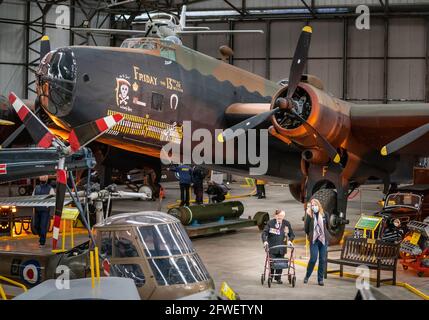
top-left (89, 247), bottom-right (101, 288)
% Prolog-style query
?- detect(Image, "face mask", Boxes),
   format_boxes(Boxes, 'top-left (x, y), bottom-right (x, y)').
top-left (312, 205), bottom-right (319, 213)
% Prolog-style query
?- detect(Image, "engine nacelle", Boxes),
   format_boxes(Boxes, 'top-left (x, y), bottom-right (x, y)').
top-left (270, 83), bottom-right (351, 154)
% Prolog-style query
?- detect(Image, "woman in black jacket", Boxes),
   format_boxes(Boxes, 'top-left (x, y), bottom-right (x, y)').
top-left (303, 199), bottom-right (331, 286)
top-left (261, 209), bottom-right (295, 284)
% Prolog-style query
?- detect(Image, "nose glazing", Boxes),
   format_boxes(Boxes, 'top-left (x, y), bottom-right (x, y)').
top-left (36, 48), bottom-right (76, 117)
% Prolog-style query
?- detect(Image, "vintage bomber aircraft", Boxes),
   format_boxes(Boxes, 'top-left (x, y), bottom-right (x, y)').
top-left (5, 25), bottom-right (429, 244)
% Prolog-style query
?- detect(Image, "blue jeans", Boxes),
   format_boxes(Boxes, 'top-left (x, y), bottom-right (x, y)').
top-left (34, 210), bottom-right (50, 245)
top-left (305, 239), bottom-right (327, 282)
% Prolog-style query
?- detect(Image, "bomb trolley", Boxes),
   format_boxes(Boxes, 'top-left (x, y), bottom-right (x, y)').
top-left (261, 244), bottom-right (296, 288)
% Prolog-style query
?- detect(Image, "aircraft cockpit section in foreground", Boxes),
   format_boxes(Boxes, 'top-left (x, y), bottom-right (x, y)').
top-left (94, 211), bottom-right (215, 300)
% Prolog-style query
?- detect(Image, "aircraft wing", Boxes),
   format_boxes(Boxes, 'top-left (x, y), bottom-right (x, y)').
top-left (350, 103), bottom-right (429, 155)
top-left (0, 195), bottom-right (72, 207)
top-left (177, 30), bottom-right (264, 34)
top-left (71, 28), bottom-right (264, 36)
top-left (71, 28), bottom-right (146, 36)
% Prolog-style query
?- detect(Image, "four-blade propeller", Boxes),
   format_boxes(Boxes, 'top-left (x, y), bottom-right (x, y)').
top-left (9, 92), bottom-right (123, 249)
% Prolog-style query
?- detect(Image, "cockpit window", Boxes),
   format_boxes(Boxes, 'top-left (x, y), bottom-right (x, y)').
top-left (148, 254), bottom-right (210, 286)
top-left (137, 223), bottom-right (210, 285)
top-left (110, 264), bottom-right (145, 287)
top-left (113, 230), bottom-right (140, 258)
top-left (138, 223), bottom-right (193, 257)
top-left (40, 48), bottom-right (76, 117)
top-left (160, 40), bottom-right (176, 61)
top-left (120, 38), bottom-right (176, 60)
top-left (121, 38), bottom-right (159, 50)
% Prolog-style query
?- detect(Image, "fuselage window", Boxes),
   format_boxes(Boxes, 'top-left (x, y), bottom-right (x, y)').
top-left (111, 264), bottom-right (145, 287)
top-left (151, 92), bottom-right (163, 111)
top-left (100, 231), bottom-right (113, 259)
top-left (113, 230), bottom-right (140, 258)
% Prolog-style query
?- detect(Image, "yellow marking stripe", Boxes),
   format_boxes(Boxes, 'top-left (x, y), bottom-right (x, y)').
top-left (106, 110), bottom-right (182, 139)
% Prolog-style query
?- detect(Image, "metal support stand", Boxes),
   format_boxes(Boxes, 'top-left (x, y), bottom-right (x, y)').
top-left (66, 174), bottom-right (96, 246)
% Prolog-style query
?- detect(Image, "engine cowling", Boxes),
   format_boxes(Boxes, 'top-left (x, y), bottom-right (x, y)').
top-left (270, 82), bottom-right (351, 163)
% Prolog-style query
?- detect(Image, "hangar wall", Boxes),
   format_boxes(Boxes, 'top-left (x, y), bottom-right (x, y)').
top-left (0, 1), bottom-right (428, 104)
top-left (182, 16), bottom-right (428, 104)
top-left (0, 0), bottom-right (109, 99)
top-left (188, 0), bottom-right (429, 10)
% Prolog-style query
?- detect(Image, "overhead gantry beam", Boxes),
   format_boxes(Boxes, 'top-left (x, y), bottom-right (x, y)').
top-left (223, 0), bottom-right (248, 17)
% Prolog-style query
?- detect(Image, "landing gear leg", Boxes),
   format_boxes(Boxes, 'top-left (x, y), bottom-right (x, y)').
top-left (99, 166), bottom-right (113, 189)
top-left (305, 166), bottom-right (350, 245)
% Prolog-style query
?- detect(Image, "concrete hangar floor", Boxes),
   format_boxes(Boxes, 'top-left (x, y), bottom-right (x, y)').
top-left (1, 179), bottom-right (427, 300)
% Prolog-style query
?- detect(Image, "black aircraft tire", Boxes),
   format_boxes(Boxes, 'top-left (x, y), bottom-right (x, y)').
top-left (254, 211), bottom-right (269, 231)
top-left (310, 189), bottom-right (345, 245)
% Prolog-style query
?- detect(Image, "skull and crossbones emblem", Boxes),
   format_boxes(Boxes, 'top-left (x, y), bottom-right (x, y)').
top-left (119, 84), bottom-right (129, 105)
top-left (115, 77), bottom-right (131, 107)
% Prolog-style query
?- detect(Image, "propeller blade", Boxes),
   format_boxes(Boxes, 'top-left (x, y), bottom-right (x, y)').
top-left (68, 114), bottom-right (123, 152)
top-left (144, 25), bottom-right (154, 37)
top-left (8, 92), bottom-right (60, 148)
top-left (144, 6), bottom-right (153, 23)
top-left (290, 109), bottom-right (341, 164)
top-left (0, 119), bottom-right (15, 126)
top-left (40, 35), bottom-right (51, 60)
top-left (52, 168), bottom-right (67, 250)
top-left (218, 108), bottom-right (278, 142)
top-left (381, 123), bottom-right (429, 156)
top-left (287, 26), bottom-right (312, 99)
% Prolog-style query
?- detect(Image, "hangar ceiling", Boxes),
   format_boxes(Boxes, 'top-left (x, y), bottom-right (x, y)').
top-left (1, 0), bottom-right (429, 104)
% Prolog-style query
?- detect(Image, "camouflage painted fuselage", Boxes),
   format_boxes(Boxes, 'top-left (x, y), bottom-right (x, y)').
top-left (39, 38), bottom-right (303, 183)
top-left (37, 37), bottom-right (429, 186)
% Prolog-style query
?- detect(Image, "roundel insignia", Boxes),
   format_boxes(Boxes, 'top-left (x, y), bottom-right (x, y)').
top-left (20, 260), bottom-right (41, 286)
